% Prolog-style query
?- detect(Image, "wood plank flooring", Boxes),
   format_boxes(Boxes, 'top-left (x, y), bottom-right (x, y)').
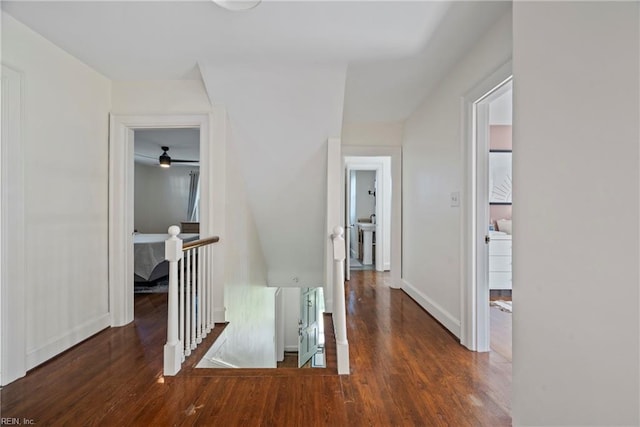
top-left (1, 271), bottom-right (511, 426)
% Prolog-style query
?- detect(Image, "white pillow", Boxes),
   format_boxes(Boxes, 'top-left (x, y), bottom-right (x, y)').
top-left (497, 219), bottom-right (512, 235)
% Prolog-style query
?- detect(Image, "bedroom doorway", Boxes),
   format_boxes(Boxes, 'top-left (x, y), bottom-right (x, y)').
top-left (460, 61), bottom-right (511, 353)
top-left (132, 128), bottom-right (200, 297)
top-left (485, 83), bottom-right (513, 361)
top-left (109, 114), bottom-right (212, 327)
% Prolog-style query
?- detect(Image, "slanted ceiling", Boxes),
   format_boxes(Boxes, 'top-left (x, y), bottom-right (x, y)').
top-left (201, 64), bottom-right (346, 286)
top-left (1, 1), bottom-right (511, 286)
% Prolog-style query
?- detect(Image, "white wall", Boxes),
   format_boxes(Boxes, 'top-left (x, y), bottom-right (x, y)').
top-left (219, 127), bottom-right (274, 368)
top-left (134, 162), bottom-right (195, 233)
top-left (512, 2), bottom-right (639, 425)
top-left (1, 13), bottom-right (112, 370)
top-left (342, 121), bottom-right (404, 147)
top-left (489, 88), bottom-right (512, 125)
top-left (111, 79), bottom-right (211, 114)
top-left (200, 64), bottom-right (346, 288)
top-left (401, 10), bottom-right (512, 335)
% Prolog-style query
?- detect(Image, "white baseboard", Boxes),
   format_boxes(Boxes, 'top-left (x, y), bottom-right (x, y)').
top-left (401, 279), bottom-right (461, 338)
top-left (26, 313), bottom-right (111, 369)
top-left (197, 357), bottom-right (239, 369)
top-left (284, 345), bottom-right (298, 352)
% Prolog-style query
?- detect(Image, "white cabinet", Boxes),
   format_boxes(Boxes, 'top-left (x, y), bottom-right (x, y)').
top-left (489, 233), bottom-right (512, 290)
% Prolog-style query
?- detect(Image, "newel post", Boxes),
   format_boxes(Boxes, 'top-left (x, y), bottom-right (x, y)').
top-left (332, 226), bottom-right (350, 374)
top-left (164, 225), bottom-right (183, 376)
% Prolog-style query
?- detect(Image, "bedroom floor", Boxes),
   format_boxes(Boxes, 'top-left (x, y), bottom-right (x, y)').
top-left (490, 291), bottom-right (512, 361)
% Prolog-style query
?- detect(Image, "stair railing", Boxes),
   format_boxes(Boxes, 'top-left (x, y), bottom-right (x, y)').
top-left (331, 226), bottom-right (350, 374)
top-left (164, 225), bottom-right (220, 376)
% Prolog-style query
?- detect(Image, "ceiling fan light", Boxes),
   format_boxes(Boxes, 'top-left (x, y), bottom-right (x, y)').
top-left (159, 153), bottom-right (171, 168)
top-left (212, 0), bottom-right (261, 12)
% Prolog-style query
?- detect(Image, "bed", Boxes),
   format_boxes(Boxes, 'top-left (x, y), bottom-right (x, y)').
top-left (134, 233), bottom-right (199, 282)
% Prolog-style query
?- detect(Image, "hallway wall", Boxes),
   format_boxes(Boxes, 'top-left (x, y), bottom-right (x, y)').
top-left (512, 2), bottom-right (640, 425)
top-left (2, 13), bottom-right (112, 371)
top-left (341, 121), bottom-right (403, 147)
top-left (401, 10), bottom-right (512, 334)
top-left (199, 64), bottom-right (346, 289)
top-left (221, 128), bottom-right (273, 367)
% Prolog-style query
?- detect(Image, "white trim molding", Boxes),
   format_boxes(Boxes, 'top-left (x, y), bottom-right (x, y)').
top-left (341, 145), bottom-right (402, 288)
top-left (26, 314), bottom-right (110, 369)
top-left (109, 113), bottom-right (213, 326)
top-left (1, 64), bottom-right (26, 385)
top-left (460, 60), bottom-right (512, 351)
top-left (402, 279), bottom-right (461, 338)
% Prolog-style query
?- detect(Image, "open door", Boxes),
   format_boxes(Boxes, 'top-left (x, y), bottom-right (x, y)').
top-left (345, 168), bottom-right (353, 281)
top-left (298, 287), bottom-right (320, 367)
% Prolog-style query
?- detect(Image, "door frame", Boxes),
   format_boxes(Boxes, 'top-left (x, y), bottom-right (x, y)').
top-left (108, 113), bottom-right (213, 326)
top-left (1, 65), bottom-right (26, 385)
top-left (460, 61), bottom-right (512, 351)
top-left (341, 146), bottom-right (402, 288)
top-left (345, 162), bottom-right (384, 272)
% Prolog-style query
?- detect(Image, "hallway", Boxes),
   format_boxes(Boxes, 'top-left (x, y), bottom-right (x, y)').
top-left (1, 271), bottom-right (511, 425)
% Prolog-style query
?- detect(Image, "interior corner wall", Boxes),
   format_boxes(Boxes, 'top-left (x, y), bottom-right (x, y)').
top-left (341, 121), bottom-right (404, 147)
top-left (221, 119), bottom-right (275, 367)
top-left (111, 80), bottom-right (211, 114)
top-left (512, 2), bottom-right (640, 425)
top-left (400, 10), bottom-right (512, 334)
top-left (134, 162), bottom-right (195, 233)
top-left (1, 13), bottom-right (112, 369)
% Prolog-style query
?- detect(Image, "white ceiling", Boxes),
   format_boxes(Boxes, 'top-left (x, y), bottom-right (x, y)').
top-left (134, 128), bottom-right (200, 166)
top-left (490, 83), bottom-right (513, 125)
top-left (2, 0), bottom-right (511, 122)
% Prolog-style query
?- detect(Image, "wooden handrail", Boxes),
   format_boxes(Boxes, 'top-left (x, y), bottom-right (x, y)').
top-left (165, 227), bottom-right (219, 376)
top-left (182, 236), bottom-right (220, 251)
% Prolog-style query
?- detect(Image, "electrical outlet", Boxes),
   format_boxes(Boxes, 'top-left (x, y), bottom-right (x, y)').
top-left (450, 192), bottom-right (460, 207)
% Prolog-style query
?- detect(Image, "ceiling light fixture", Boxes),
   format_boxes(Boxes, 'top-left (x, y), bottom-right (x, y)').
top-left (212, 0), bottom-right (261, 12)
top-left (158, 146), bottom-right (199, 168)
top-left (159, 147), bottom-right (171, 168)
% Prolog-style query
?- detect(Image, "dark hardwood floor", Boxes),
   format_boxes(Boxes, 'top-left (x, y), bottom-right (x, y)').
top-left (1, 271), bottom-right (511, 426)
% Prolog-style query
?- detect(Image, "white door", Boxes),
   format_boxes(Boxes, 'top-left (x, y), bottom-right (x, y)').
top-left (345, 168), bottom-right (353, 281)
top-left (298, 287), bottom-right (319, 367)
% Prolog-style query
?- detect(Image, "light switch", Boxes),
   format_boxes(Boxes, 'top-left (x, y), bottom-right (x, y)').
top-left (450, 191), bottom-right (460, 207)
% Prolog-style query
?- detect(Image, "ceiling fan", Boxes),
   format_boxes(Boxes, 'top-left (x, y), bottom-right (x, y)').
top-left (159, 146), bottom-right (198, 168)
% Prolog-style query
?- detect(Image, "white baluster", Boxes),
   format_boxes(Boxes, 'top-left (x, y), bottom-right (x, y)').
top-left (164, 226), bottom-right (183, 376)
top-left (185, 249), bottom-right (192, 356)
top-left (196, 246), bottom-right (203, 344)
top-left (332, 226), bottom-right (350, 375)
top-left (191, 248), bottom-right (197, 350)
top-left (207, 246), bottom-right (213, 333)
top-left (200, 246), bottom-right (209, 339)
top-left (179, 256), bottom-right (185, 361)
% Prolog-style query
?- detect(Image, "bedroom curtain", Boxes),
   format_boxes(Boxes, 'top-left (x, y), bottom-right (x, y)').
top-left (187, 171), bottom-right (200, 222)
